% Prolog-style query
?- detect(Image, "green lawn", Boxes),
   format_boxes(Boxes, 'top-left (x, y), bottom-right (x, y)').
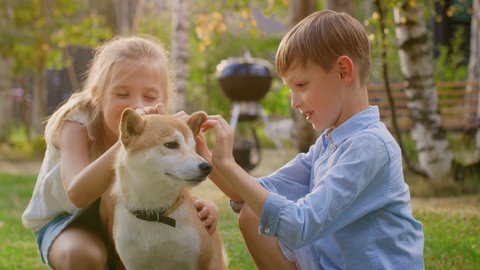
top-left (1, 173), bottom-right (479, 269)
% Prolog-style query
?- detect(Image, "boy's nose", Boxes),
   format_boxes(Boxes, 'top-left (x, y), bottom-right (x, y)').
top-left (290, 94), bottom-right (300, 109)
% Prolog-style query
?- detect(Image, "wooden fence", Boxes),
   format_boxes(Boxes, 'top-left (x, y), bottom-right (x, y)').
top-left (368, 81), bottom-right (480, 132)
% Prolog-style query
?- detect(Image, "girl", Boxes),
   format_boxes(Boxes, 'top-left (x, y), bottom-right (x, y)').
top-left (22, 35), bottom-right (219, 269)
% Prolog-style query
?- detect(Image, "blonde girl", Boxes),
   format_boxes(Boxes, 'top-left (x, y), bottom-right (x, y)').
top-left (23, 35), bottom-right (219, 269)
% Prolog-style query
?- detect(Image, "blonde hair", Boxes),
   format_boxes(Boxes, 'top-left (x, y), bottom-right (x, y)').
top-left (45, 35), bottom-right (176, 158)
top-left (276, 10), bottom-right (371, 86)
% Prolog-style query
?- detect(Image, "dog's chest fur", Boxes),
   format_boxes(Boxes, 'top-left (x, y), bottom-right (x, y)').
top-left (113, 191), bottom-right (205, 269)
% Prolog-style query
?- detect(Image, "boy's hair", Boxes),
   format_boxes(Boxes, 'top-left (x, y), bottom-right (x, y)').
top-left (276, 10), bottom-right (371, 86)
top-left (45, 35), bottom-right (176, 158)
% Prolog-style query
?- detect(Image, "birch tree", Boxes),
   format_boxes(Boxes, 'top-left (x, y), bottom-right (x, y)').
top-left (470, 0), bottom-right (480, 159)
top-left (394, 2), bottom-right (453, 180)
top-left (171, 0), bottom-right (190, 111)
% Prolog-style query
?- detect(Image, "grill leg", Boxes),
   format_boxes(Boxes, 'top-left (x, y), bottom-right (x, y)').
top-left (258, 105), bottom-right (286, 158)
top-left (229, 102), bottom-right (241, 130)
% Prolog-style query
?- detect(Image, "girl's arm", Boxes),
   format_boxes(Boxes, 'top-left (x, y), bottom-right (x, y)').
top-left (59, 120), bottom-right (119, 208)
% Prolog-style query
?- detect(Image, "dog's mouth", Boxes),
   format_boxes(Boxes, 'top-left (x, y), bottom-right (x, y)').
top-left (165, 173), bottom-right (208, 184)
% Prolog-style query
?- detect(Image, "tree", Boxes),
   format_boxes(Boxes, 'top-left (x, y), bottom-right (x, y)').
top-left (394, 1), bottom-right (453, 180)
top-left (470, 0), bottom-right (480, 159)
top-left (172, 0), bottom-right (190, 111)
top-left (288, 0), bottom-right (318, 153)
top-left (0, 0), bottom-right (111, 138)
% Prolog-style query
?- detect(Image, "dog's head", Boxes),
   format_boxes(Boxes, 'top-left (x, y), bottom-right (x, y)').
top-left (117, 109), bottom-right (212, 188)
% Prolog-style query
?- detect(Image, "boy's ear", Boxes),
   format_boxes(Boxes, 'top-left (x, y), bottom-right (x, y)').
top-left (337, 56), bottom-right (354, 84)
top-left (187, 111), bottom-right (207, 137)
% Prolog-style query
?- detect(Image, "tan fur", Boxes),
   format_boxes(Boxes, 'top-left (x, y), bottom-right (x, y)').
top-left (111, 109), bottom-right (227, 270)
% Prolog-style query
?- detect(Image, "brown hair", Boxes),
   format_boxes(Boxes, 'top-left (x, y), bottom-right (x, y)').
top-left (276, 10), bottom-right (371, 86)
top-left (45, 35), bottom-right (176, 158)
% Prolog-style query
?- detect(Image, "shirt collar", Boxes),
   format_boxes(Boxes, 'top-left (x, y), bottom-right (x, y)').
top-left (324, 106), bottom-right (380, 145)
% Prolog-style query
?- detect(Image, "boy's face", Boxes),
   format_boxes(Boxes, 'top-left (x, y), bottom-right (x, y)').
top-left (282, 60), bottom-right (347, 131)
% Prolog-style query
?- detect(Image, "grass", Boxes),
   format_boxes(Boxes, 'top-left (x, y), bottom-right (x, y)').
top-left (2, 173), bottom-right (480, 269)
top-left (0, 173), bottom-right (256, 270)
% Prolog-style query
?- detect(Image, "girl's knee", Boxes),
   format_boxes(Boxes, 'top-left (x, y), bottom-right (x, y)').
top-left (49, 226), bottom-right (109, 269)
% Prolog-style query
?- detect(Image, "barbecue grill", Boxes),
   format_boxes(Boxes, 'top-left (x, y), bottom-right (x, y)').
top-left (215, 52), bottom-right (285, 171)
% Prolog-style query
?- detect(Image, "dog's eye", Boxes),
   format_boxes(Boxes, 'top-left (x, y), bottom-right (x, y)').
top-left (164, 141), bottom-right (179, 149)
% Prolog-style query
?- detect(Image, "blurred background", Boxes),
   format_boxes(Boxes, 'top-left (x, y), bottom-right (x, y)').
top-left (0, 0), bottom-right (479, 184)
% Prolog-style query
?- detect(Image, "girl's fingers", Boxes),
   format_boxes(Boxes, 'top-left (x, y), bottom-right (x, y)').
top-left (172, 111), bottom-right (189, 120)
top-left (155, 103), bottom-right (165, 114)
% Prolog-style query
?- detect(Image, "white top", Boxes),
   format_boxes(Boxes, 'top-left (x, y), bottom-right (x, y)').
top-left (22, 114), bottom-right (87, 232)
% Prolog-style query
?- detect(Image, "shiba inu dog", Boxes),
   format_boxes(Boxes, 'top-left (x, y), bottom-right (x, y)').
top-left (111, 108), bottom-right (227, 270)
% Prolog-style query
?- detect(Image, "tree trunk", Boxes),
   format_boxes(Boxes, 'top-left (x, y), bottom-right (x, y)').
top-left (394, 2), bottom-right (452, 180)
top-left (469, 0), bottom-right (480, 159)
top-left (31, 64), bottom-right (48, 137)
top-left (171, 0), bottom-right (190, 111)
top-left (288, 0), bottom-right (317, 153)
top-left (324, 0), bottom-right (353, 14)
top-left (0, 58), bottom-right (12, 142)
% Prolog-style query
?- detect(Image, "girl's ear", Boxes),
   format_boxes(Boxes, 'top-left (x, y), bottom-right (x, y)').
top-left (336, 56), bottom-right (354, 84)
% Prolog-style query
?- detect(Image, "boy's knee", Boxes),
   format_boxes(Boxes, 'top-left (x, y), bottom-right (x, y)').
top-left (238, 205), bottom-right (259, 234)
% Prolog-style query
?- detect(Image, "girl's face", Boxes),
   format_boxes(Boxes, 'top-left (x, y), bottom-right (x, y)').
top-left (99, 63), bottom-right (167, 145)
top-left (282, 60), bottom-right (346, 131)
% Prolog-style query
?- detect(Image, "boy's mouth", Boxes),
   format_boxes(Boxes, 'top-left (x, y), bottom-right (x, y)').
top-left (303, 110), bottom-right (314, 122)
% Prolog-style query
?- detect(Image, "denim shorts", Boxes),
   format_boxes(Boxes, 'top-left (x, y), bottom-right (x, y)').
top-left (34, 200), bottom-right (107, 269)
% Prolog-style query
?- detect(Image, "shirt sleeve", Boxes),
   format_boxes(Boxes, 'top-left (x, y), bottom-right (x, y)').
top-left (259, 132), bottom-right (392, 248)
top-left (257, 144), bottom-right (315, 202)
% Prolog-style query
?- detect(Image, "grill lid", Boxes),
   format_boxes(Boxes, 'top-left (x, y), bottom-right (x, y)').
top-left (216, 52), bottom-right (274, 102)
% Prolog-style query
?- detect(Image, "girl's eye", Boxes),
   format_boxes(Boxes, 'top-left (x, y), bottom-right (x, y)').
top-left (145, 96), bottom-right (158, 100)
top-left (164, 141), bottom-right (179, 149)
top-left (115, 93), bottom-right (128, 97)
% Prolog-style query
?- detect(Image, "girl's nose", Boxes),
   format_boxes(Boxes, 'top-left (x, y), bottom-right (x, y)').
top-left (131, 95), bottom-right (144, 109)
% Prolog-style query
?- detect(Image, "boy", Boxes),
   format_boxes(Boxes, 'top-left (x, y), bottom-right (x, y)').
top-left (201, 10), bottom-right (424, 270)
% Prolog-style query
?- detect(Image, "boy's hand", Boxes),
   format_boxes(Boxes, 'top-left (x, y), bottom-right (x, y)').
top-left (201, 115), bottom-right (235, 168)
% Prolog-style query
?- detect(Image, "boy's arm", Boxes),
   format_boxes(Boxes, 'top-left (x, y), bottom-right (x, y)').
top-left (194, 133), bottom-right (243, 202)
top-left (201, 115), bottom-right (270, 216)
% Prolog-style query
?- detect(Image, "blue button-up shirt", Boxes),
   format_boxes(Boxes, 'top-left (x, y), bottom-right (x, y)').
top-left (258, 106), bottom-right (424, 269)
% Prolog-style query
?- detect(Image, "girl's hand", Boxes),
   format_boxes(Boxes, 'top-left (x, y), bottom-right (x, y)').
top-left (172, 110), bottom-right (188, 121)
top-left (201, 115), bottom-right (235, 168)
top-left (194, 197), bottom-right (219, 235)
top-left (135, 103), bottom-right (165, 115)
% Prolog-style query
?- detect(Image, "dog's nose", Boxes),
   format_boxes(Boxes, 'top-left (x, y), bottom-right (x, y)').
top-left (199, 162), bottom-right (213, 174)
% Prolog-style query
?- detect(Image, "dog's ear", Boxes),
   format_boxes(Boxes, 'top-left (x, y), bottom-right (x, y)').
top-left (119, 108), bottom-right (146, 147)
top-left (186, 111), bottom-right (207, 137)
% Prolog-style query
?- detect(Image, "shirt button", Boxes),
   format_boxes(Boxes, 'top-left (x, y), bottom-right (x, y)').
top-left (329, 143), bottom-right (335, 149)
top-left (264, 227), bottom-right (270, 233)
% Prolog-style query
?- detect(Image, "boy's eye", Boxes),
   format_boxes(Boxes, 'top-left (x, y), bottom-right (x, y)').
top-left (164, 141), bottom-right (179, 149)
top-left (297, 83), bottom-right (306, 88)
